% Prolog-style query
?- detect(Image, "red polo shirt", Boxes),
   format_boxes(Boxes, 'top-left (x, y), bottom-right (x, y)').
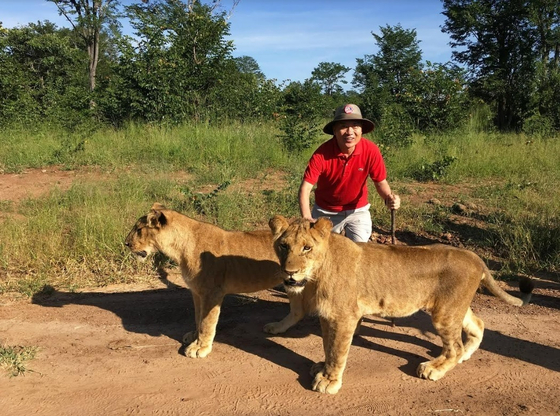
top-left (303, 137), bottom-right (387, 212)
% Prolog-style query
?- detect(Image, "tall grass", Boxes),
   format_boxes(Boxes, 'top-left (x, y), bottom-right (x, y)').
top-left (0, 121), bottom-right (558, 295)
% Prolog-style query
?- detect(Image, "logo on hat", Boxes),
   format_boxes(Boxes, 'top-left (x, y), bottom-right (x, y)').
top-left (344, 105), bottom-right (354, 114)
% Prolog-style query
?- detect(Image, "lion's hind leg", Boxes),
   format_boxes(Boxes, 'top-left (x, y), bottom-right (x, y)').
top-left (459, 307), bottom-right (484, 363)
top-left (417, 313), bottom-right (464, 381)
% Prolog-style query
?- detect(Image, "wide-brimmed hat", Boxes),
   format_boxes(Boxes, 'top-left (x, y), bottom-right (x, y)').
top-left (323, 104), bottom-right (374, 135)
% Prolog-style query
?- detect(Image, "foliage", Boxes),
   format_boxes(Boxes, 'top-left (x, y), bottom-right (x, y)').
top-left (398, 62), bottom-right (471, 132)
top-left (442, 0), bottom-right (560, 131)
top-left (354, 24), bottom-right (422, 96)
top-left (0, 22), bottom-right (90, 126)
top-left (411, 155), bottom-right (458, 182)
top-left (48, 0), bottom-right (121, 92)
top-left (310, 62), bottom-right (350, 96)
top-left (355, 25), bottom-right (472, 137)
top-left (375, 103), bottom-right (415, 148)
top-left (113, 0), bottom-right (235, 123)
top-left (277, 80), bottom-right (326, 153)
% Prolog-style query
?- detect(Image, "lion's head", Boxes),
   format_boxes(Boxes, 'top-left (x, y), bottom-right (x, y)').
top-left (268, 215), bottom-right (332, 293)
top-left (124, 203), bottom-right (168, 261)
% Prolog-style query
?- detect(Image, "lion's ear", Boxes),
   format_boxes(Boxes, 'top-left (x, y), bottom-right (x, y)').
top-left (147, 208), bottom-right (167, 228)
top-left (151, 202), bottom-right (167, 211)
top-left (312, 217), bottom-right (332, 238)
top-left (269, 215), bottom-right (289, 239)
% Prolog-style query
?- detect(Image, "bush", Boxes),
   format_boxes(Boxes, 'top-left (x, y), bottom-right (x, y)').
top-left (523, 112), bottom-right (555, 138)
top-left (376, 104), bottom-right (415, 148)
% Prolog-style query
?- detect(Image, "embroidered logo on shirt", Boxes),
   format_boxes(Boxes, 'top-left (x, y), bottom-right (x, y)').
top-left (358, 167), bottom-right (364, 171)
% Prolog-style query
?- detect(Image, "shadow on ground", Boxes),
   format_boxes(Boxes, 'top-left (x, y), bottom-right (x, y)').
top-left (32, 285), bottom-right (560, 378)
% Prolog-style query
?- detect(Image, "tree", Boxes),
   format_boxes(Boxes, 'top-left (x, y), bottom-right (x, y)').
top-left (442, 0), bottom-right (538, 131)
top-left (278, 80), bottom-right (326, 153)
top-left (234, 55), bottom-right (264, 81)
top-left (115, 0), bottom-right (237, 122)
top-left (49, 0), bottom-right (120, 92)
top-left (0, 22), bottom-right (86, 125)
top-left (399, 62), bottom-right (470, 132)
top-left (310, 62), bottom-right (350, 96)
top-left (352, 24), bottom-right (423, 139)
top-left (354, 24), bottom-right (422, 96)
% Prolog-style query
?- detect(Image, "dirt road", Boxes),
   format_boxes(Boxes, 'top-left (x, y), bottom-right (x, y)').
top-left (1, 276), bottom-right (558, 416)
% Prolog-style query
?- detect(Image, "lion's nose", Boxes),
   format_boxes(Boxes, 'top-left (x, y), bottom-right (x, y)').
top-left (283, 269), bottom-right (298, 277)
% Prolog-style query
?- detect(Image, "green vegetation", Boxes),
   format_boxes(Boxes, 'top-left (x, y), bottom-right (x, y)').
top-left (0, 121), bottom-right (558, 296)
top-left (0, 1), bottom-right (558, 294)
top-left (0, 345), bottom-right (38, 377)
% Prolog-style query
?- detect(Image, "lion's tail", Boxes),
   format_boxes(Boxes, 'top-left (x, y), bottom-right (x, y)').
top-left (481, 265), bottom-right (533, 306)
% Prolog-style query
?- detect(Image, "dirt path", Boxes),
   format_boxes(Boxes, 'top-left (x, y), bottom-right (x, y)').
top-left (1, 276), bottom-right (559, 416)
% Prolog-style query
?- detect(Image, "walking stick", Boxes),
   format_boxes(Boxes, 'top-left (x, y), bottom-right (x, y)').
top-left (390, 208), bottom-right (396, 245)
top-left (390, 208), bottom-right (396, 327)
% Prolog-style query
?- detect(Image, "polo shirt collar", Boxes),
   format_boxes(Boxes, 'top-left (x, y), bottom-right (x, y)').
top-left (330, 136), bottom-right (364, 157)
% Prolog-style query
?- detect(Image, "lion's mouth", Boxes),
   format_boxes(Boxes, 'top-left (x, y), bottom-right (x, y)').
top-left (284, 277), bottom-right (308, 287)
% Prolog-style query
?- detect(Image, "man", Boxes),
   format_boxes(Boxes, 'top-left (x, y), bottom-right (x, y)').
top-left (299, 103), bottom-right (400, 242)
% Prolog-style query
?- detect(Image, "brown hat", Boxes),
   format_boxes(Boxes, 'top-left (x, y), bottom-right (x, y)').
top-left (323, 104), bottom-right (374, 135)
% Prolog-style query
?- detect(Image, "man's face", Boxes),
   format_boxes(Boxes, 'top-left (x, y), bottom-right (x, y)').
top-left (333, 120), bottom-right (363, 154)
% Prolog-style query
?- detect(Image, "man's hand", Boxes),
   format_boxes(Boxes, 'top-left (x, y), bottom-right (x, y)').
top-left (385, 194), bottom-right (401, 210)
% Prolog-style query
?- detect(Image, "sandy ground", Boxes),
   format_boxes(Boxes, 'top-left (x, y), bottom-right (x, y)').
top-left (0, 276), bottom-right (559, 416)
top-left (0, 168), bottom-right (559, 415)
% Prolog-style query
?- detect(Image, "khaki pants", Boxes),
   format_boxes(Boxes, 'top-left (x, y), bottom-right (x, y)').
top-left (312, 204), bottom-right (372, 243)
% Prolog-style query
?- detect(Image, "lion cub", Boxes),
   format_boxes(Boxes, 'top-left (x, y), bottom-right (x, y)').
top-left (269, 215), bottom-right (532, 394)
top-left (124, 204), bottom-right (306, 358)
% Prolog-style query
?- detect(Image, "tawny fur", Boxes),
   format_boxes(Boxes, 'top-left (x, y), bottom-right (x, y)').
top-left (124, 204), bottom-right (306, 358)
top-left (269, 215), bottom-right (532, 394)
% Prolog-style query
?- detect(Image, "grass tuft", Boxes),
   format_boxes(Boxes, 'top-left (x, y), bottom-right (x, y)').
top-left (0, 345), bottom-right (38, 377)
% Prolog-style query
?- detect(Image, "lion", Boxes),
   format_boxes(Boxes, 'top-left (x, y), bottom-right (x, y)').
top-left (124, 203), bottom-right (306, 358)
top-left (269, 215), bottom-right (533, 394)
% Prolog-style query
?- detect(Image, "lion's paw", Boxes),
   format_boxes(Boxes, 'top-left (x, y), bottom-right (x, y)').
top-left (311, 371), bottom-right (342, 395)
top-left (417, 361), bottom-right (445, 381)
top-left (310, 361), bottom-right (325, 377)
top-left (182, 331), bottom-right (198, 345)
top-left (263, 321), bottom-right (286, 335)
top-left (185, 340), bottom-right (212, 358)
top-left (458, 350), bottom-right (474, 364)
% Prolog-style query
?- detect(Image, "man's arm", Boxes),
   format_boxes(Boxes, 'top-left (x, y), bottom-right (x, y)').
top-left (298, 180), bottom-right (315, 221)
top-left (374, 179), bottom-right (401, 210)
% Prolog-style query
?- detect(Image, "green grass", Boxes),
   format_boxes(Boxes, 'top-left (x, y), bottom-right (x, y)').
top-left (0, 121), bottom-right (558, 295)
top-left (0, 345), bottom-right (38, 377)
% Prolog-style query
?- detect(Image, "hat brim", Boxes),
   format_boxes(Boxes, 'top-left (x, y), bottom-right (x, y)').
top-left (323, 119), bottom-right (375, 135)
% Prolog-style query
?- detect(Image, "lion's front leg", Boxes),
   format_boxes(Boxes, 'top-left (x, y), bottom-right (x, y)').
top-left (182, 291), bottom-right (201, 345)
top-left (311, 317), bottom-right (356, 395)
top-left (263, 290), bottom-right (305, 334)
top-left (184, 293), bottom-right (224, 358)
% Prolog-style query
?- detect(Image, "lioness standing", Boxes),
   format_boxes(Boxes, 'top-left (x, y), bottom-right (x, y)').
top-left (124, 204), bottom-right (306, 358)
top-left (269, 215), bottom-right (533, 394)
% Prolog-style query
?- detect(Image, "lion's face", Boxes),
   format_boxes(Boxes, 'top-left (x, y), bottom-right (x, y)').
top-left (269, 215), bottom-right (332, 293)
top-left (124, 204), bottom-right (168, 261)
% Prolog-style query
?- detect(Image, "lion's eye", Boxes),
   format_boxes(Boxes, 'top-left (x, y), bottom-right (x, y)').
top-left (280, 243), bottom-right (289, 251)
top-left (302, 245), bottom-right (311, 253)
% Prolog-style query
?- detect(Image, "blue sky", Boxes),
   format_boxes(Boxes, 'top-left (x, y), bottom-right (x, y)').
top-left (1, 0), bottom-right (453, 86)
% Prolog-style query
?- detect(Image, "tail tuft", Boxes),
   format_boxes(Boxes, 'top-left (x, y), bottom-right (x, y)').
top-left (519, 276), bottom-right (534, 294)
top-left (518, 276), bottom-right (534, 304)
